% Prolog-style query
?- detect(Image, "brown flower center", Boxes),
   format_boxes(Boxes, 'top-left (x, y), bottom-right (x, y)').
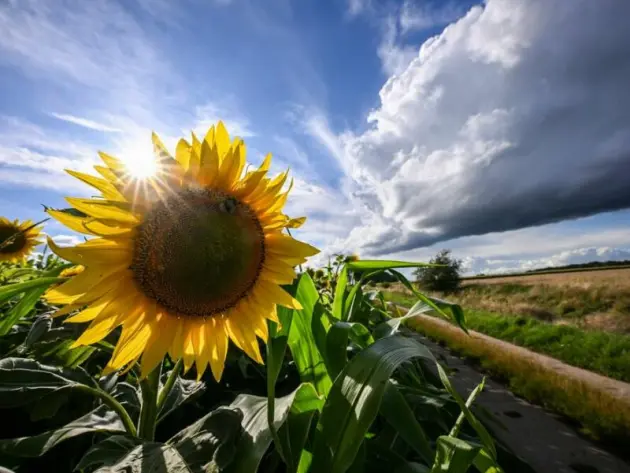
top-left (131, 188), bottom-right (265, 317)
top-left (0, 224), bottom-right (26, 254)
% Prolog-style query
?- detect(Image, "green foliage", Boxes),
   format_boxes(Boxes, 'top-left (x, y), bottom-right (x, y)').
top-left (0, 257), bottom-right (530, 473)
top-left (414, 250), bottom-right (462, 293)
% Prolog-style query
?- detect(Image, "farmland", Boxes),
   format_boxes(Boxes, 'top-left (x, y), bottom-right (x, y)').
top-left (384, 267), bottom-right (630, 450)
top-left (392, 267), bottom-right (630, 333)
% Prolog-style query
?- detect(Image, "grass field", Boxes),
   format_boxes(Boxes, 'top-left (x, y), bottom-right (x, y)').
top-left (388, 267), bottom-right (630, 333)
top-left (386, 290), bottom-right (630, 382)
top-left (462, 264), bottom-right (630, 280)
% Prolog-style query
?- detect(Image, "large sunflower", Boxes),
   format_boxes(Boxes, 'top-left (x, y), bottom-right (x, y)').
top-left (45, 122), bottom-right (318, 380)
top-left (0, 217), bottom-right (44, 262)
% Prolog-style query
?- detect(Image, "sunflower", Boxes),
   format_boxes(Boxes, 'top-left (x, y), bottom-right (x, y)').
top-left (45, 122), bottom-right (319, 380)
top-left (0, 217), bottom-right (44, 262)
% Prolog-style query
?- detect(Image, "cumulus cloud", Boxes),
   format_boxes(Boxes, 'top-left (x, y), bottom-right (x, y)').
top-left (317, 0), bottom-right (630, 256)
top-left (462, 247), bottom-right (630, 275)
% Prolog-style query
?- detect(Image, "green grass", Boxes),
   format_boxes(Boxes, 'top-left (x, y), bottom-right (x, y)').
top-left (384, 291), bottom-right (630, 382)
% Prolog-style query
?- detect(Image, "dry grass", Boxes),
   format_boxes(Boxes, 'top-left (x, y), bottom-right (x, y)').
top-left (406, 315), bottom-right (630, 450)
top-left (463, 267), bottom-right (630, 288)
top-left (389, 268), bottom-right (630, 333)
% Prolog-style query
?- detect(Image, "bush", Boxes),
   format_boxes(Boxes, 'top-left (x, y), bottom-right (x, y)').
top-left (414, 249), bottom-right (462, 293)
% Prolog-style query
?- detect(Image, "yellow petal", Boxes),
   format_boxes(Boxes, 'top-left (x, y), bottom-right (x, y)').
top-left (64, 297), bottom-right (110, 323)
top-left (175, 139), bottom-right (191, 170)
top-left (106, 309), bottom-right (154, 370)
top-left (265, 233), bottom-right (320, 259)
top-left (72, 295), bottom-right (138, 346)
top-left (225, 311), bottom-right (263, 364)
top-left (45, 264), bottom-right (125, 305)
top-left (259, 153), bottom-right (272, 172)
top-left (169, 319), bottom-right (186, 361)
top-left (214, 121), bottom-right (231, 160)
top-left (259, 266), bottom-right (297, 285)
top-left (286, 216), bottom-right (306, 229)
top-left (66, 170), bottom-right (124, 202)
top-left (152, 132), bottom-right (172, 159)
top-left (140, 310), bottom-right (170, 376)
top-left (47, 237), bottom-right (132, 266)
top-left (66, 198), bottom-right (139, 225)
top-left (198, 140), bottom-right (220, 186)
top-left (181, 319), bottom-right (196, 374)
top-left (255, 280), bottom-right (302, 310)
top-left (207, 318), bottom-right (228, 381)
top-left (98, 152), bottom-right (126, 173)
top-left (192, 320), bottom-right (210, 380)
top-left (47, 210), bottom-right (133, 238)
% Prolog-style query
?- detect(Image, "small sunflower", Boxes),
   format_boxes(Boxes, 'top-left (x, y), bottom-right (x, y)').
top-left (45, 122), bottom-right (318, 380)
top-left (0, 218), bottom-right (44, 262)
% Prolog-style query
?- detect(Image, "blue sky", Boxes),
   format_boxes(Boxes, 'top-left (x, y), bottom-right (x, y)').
top-left (1, 0), bottom-right (629, 274)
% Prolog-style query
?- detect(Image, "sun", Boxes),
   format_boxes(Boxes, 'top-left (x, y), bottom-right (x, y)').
top-left (118, 141), bottom-right (158, 179)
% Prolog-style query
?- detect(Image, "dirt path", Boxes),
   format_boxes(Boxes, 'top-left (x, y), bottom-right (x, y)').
top-left (406, 315), bottom-right (630, 473)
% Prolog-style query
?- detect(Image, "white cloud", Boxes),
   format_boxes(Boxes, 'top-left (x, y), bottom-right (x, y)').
top-left (308, 0), bottom-right (630, 258)
top-left (190, 103), bottom-right (256, 139)
top-left (50, 234), bottom-right (84, 247)
top-left (399, 1), bottom-right (468, 33)
top-left (377, 16), bottom-right (418, 76)
top-left (347, 0), bottom-right (370, 17)
top-left (50, 113), bottom-right (122, 133)
top-left (462, 247), bottom-right (630, 275)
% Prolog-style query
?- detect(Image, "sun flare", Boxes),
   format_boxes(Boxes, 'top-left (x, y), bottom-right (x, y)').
top-left (118, 142), bottom-right (158, 179)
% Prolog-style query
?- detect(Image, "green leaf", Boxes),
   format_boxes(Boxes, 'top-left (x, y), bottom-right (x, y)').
top-left (333, 266), bottom-right (348, 319)
top-left (380, 383), bottom-right (434, 464)
top-left (75, 435), bottom-right (141, 471)
top-left (266, 302), bottom-right (295, 467)
top-left (0, 284), bottom-right (50, 336)
top-left (473, 449), bottom-right (502, 473)
top-left (346, 260), bottom-right (435, 271)
top-left (430, 436), bottom-right (481, 473)
top-left (325, 321), bottom-right (373, 379)
top-left (288, 274), bottom-right (332, 396)
top-left (373, 299), bottom-right (433, 339)
top-left (157, 375), bottom-right (206, 423)
top-left (0, 406), bottom-right (125, 457)
top-left (0, 277), bottom-right (63, 307)
top-left (0, 357), bottom-right (96, 407)
top-left (24, 315), bottom-right (52, 347)
top-left (427, 296), bottom-right (466, 331)
top-left (93, 442), bottom-right (191, 473)
top-left (437, 365), bottom-right (496, 460)
top-left (312, 336), bottom-right (437, 473)
top-left (41, 338), bottom-right (97, 369)
top-left (168, 407), bottom-right (244, 472)
top-left (229, 383), bottom-right (322, 473)
top-left (389, 270), bottom-right (467, 332)
top-left (97, 408), bottom-right (243, 473)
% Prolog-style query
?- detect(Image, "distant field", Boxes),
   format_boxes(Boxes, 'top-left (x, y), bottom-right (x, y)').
top-left (386, 267), bottom-right (630, 333)
top-left (463, 265), bottom-right (630, 284)
top-left (463, 267), bottom-right (630, 289)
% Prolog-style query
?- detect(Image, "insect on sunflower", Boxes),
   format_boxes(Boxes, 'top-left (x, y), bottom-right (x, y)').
top-left (45, 122), bottom-right (319, 380)
top-left (0, 217), bottom-right (44, 262)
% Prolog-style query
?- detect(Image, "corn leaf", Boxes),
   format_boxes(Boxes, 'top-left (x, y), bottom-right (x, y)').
top-left (311, 336), bottom-right (437, 473)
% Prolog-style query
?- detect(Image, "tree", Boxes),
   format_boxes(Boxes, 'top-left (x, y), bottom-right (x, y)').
top-left (413, 249), bottom-right (462, 293)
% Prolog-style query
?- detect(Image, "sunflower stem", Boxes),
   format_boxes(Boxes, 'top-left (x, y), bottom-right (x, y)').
top-left (157, 359), bottom-right (183, 412)
top-left (76, 385), bottom-right (137, 437)
top-left (138, 364), bottom-right (162, 441)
